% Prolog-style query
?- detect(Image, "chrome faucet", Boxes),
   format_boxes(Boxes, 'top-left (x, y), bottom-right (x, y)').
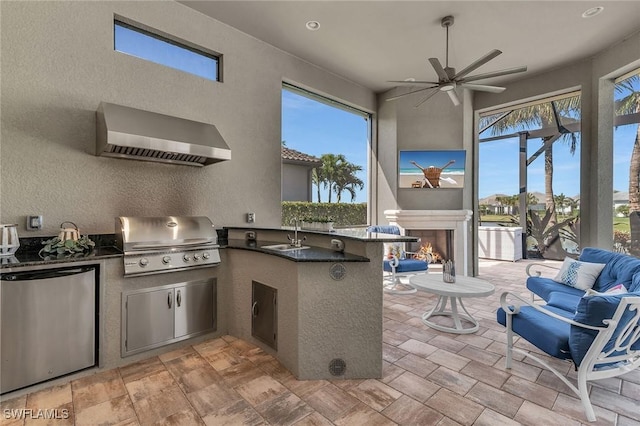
top-left (287, 218), bottom-right (306, 247)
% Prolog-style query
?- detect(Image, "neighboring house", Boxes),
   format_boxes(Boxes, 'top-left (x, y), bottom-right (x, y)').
top-left (613, 191), bottom-right (630, 216)
top-left (281, 147), bottom-right (322, 202)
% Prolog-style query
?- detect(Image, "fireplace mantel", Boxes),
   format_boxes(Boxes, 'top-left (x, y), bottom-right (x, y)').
top-left (384, 210), bottom-right (473, 275)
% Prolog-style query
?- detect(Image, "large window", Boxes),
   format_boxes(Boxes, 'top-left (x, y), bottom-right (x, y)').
top-left (281, 84), bottom-right (370, 226)
top-left (479, 92), bottom-right (582, 260)
top-left (612, 69), bottom-right (640, 255)
top-left (114, 19), bottom-right (220, 81)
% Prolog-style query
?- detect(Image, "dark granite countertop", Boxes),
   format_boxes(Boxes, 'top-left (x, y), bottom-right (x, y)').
top-left (0, 234), bottom-right (122, 270)
top-left (224, 239), bottom-right (369, 262)
top-left (224, 226), bottom-right (417, 243)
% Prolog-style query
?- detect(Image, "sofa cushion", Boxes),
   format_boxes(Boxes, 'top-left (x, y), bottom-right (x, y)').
top-left (569, 292), bottom-right (640, 366)
top-left (497, 305), bottom-right (573, 360)
top-left (547, 292), bottom-right (583, 313)
top-left (384, 259), bottom-right (428, 273)
top-left (553, 257), bottom-right (605, 291)
top-left (527, 276), bottom-right (585, 302)
top-left (579, 247), bottom-right (640, 292)
top-left (629, 273), bottom-right (640, 293)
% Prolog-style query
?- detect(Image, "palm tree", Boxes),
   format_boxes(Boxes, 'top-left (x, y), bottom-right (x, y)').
top-left (333, 162), bottom-right (364, 202)
top-left (527, 193), bottom-right (539, 205)
top-left (554, 193), bottom-right (568, 217)
top-left (615, 73), bottom-right (640, 254)
top-left (311, 168), bottom-right (326, 203)
top-left (315, 154), bottom-right (345, 203)
top-left (314, 154), bottom-right (363, 203)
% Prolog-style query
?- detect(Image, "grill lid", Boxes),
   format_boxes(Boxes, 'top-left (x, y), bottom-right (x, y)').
top-left (116, 216), bottom-right (217, 252)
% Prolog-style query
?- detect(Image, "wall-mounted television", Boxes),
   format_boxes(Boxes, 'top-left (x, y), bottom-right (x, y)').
top-left (399, 150), bottom-right (466, 189)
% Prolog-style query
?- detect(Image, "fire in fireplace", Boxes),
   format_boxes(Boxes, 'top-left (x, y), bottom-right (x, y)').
top-left (407, 230), bottom-right (454, 263)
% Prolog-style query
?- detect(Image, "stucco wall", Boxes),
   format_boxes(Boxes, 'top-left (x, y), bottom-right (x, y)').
top-left (282, 164), bottom-right (312, 202)
top-left (0, 1), bottom-right (375, 235)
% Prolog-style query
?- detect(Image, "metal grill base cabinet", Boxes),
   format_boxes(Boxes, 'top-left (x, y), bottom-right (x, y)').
top-left (122, 278), bottom-right (216, 357)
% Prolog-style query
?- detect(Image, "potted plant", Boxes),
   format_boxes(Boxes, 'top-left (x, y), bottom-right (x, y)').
top-left (301, 216), bottom-right (334, 232)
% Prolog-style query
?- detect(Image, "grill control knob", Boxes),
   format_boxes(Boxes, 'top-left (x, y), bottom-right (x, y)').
top-left (183, 254), bottom-right (191, 262)
top-left (139, 258), bottom-right (149, 267)
top-left (162, 256), bottom-right (171, 265)
top-left (202, 252), bottom-right (210, 259)
top-left (193, 253), bottom-right (201, 261)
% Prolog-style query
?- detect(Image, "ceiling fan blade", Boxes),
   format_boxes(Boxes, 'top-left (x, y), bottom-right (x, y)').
top-left (459, 66), bottom-right (528, 83)
top-left (459, 83), bottom-right (506, 93)
top-left (453, 49), bottom-right (502, 81)
top-left (428, 58), bottom-right (450, 82)
top-left (387, 80), bottom-right (440, 85)
top-left (386, 86), bottom-right (438, 102)
top-left (447, 89), bottom-right (461, 106)
top-left (414, 88), bottom-right (440, 108)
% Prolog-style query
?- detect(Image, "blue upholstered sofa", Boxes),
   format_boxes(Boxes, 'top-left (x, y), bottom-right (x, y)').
top-left (496, 247), bottom-right (640, 422)
top-left (527, 247), bottom-right (640, 305)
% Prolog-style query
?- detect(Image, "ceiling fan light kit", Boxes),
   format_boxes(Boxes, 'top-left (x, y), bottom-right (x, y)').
top-left (387, 15), bottom-right (527, 107)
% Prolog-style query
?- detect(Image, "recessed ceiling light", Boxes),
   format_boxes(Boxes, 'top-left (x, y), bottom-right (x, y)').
top-left (404, 78), bottom-right (416, 82)
top-left (582, 6), bottom-right (604, 18)
top-left (306, 21), bottom-right (320, 31)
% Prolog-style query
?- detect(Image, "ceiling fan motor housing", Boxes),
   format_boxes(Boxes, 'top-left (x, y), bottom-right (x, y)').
top-left (441, 15), bottom-right (454, 28)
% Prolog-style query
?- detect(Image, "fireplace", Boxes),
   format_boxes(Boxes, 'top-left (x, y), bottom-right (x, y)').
top-left (384, 210), bottom-right (473, 275)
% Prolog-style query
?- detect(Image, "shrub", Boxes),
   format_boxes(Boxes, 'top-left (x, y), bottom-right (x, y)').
top-left (282, 202), bottom-right (367, 227)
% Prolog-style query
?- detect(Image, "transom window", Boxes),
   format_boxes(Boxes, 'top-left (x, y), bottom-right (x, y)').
top-left (114, 19), bottom-right (220, 81)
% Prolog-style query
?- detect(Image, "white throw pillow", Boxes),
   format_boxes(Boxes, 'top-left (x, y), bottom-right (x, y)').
top-left (584, 284), bottom-right (628, 297)
top-left (553, 257), bottom-right (606, 291)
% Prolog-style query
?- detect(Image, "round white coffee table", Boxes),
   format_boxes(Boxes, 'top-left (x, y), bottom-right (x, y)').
top-left (409, 274), bottom-right (495, 334)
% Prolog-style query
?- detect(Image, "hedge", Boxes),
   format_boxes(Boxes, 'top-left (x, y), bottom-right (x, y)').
top-left (282, 202), bottom-right (367, 227)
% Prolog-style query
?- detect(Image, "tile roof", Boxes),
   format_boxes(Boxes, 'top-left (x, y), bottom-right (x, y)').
top-left (281, 146), bottom-right (322, 165)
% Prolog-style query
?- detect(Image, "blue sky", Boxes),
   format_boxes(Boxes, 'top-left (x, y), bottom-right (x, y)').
top-left (479, 123), bottom-right (638, 199)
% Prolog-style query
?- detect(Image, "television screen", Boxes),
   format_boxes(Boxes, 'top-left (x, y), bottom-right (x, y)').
top-left (399, 150), bottom-right (466, 189)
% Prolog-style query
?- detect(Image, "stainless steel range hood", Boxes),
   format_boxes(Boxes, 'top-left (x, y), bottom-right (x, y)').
top-left (96, 102), bottom-right (231, 167)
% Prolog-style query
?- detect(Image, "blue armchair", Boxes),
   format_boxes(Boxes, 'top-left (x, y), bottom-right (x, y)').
top-left (367, 225), bottom-right (430, 294)
top-left (497, 248), bottom-right (640, 423)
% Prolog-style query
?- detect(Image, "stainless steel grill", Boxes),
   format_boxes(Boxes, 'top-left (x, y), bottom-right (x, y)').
top-left (116, 216), bottom-right (221, 276)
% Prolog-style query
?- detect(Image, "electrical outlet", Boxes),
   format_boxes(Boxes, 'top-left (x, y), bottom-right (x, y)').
top-left (247, 212), bottom-right (255, 223)
top-left (27, 215), bottom-right (43, 230)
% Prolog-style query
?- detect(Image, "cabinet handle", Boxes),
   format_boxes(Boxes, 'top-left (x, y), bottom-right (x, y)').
top-left (177, 289), bottom-right (182, 307)
top-left (168, 292), bottom-right (172, 309)
top-left (252, 301), bottom-right (259, 318)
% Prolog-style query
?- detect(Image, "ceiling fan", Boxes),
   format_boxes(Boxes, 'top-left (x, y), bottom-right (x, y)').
top-left (387, 15), bottom-right (527, 107)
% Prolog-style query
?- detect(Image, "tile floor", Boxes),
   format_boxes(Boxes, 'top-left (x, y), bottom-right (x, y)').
top-left (1, 259), bottom-right (639, 425)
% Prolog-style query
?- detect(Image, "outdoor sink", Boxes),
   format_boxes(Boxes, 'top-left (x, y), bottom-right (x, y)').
top-left (261, 244), bottom-right (310, 252)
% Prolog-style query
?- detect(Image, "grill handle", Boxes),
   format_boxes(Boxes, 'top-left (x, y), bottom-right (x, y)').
top-left (129, 239), bottom-right (216, 250)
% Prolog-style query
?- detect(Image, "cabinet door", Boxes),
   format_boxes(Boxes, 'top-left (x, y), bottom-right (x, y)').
top-left (175, 280), bottom-right (216, 338)
top-left (126, 288), bottom-right (175, 352)
top-left (252, 281), bottom-right (277, 350)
